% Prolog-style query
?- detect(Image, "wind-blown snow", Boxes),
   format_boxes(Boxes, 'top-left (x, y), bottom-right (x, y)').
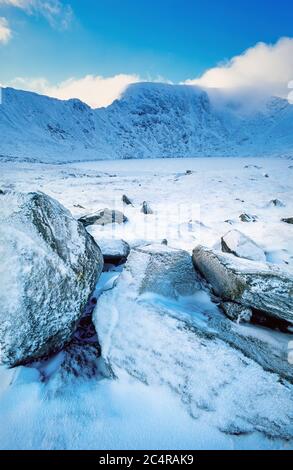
top-left (1, 83), bottom-right (293, 163)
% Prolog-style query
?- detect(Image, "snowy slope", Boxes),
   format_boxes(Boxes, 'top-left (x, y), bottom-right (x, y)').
top-left (0, 83), bottom-right (292, 162)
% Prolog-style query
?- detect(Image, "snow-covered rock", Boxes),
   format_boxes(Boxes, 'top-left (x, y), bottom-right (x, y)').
top-left (239, 213), bottom-right (258, 223)
top-left (221, 230), bottom-right (266, 262)
top-left (269, 199), bottom-right (285, 208)
top-left (94, 245), bottom-right (293, 439)
top-left (79, 208), bottom-right (128, 227)
top-left (192, 245), bottom-right (293, 325)
top-left (96, 239), bottom-right (130, 265)
top-left (1, 83), bottom-right (293, 163)
top-left (0, 191), bottom-right (103, 367)
top-left (124, 244), bottom-right (202, 298)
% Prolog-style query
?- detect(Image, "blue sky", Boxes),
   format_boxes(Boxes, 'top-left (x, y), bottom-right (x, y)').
top-left (0, 0), bottom-right (293, 107)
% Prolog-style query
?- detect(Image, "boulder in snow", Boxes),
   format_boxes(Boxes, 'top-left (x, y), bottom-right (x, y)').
top-left (239, 213), bottom-right (258, 223)
top-left (221, 230), bottom-right (266, 263)
top-left (192, 245), bottom-right (293, 325)
top-left (141, 201), bottom-right (154, 215)
top-left (269, 199), bottom-right (285, 208)
top-left (122, 194), bottom-right (133, 206)
top-left (0, 191), bottom-right (103, 367)
top-left (281, 217), bottom-right (293, 225)
top-left (79, 208), bottom-right (128, 227)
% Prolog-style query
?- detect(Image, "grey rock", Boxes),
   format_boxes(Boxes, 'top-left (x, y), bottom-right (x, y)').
top-left (0, 191), bottom-right (103, 367)
top-left (122, 194), bottom-right (133, 206)
top-left (221, 230), bottom-right (266, 262)
top-left (221, 302), bottom-right (252, 323)
top-left (282, 217), bottom-right (293, 225)
top-left (141, 201), bottom-right (154, 215)
top-left (239, 213), bottom-right (258, 223)
top-left (79, 208), bottom-right (128, 227)
top-left (192, 245), bottom-right (293, 325)
top-left (269, 199), bottom-right (285, 208)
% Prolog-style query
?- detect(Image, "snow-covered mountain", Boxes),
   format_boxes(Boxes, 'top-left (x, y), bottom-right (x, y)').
top-left (0, 82), bottom-right (292, 162)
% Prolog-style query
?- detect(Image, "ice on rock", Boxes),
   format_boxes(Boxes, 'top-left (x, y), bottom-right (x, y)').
top-left (221, 230), bottom-right (266, 263)
top-left (0, 191), bottom-right (103, 367)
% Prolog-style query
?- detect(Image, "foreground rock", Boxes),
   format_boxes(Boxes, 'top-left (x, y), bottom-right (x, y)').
top-left (193, 245), bottom-right (293, 325)
top-left (127, 244), bottom-right (202, 298)
top-left (94, 244), bottom-right (293, 439)
top-left (221, 230), bottom-right (266, 263)
top-left (79, 208), bottom-right (128, 227)
top-left (0, 191), bottom-right (103, 367)
top-left (96, 238), bottom-right (130, 265)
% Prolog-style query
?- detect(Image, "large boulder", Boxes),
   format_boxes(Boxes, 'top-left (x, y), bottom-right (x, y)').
top-left (221, 230), bottom-right (266, 262)
top-left (192, 245), bottom-right (293, 325)
top-left (0, 191), bottom-right (103, 367)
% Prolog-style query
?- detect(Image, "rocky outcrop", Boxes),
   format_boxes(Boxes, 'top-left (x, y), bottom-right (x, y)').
top-left (0, 191), bottom-right (103, 367)
top-left (192, 245), bottom-right (293, 325)
top-left (221, 230), bottom-right (266, 262)
top-left (79, 208), bottom-right (128, 227)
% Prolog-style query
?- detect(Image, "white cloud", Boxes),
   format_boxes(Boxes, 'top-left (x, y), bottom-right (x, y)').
top-left (0, 16), bottom-right (11, 43)
top-left (0, 0), bottom-right (73, 29)
top-left (185, 37), bottom-right (293, 98)
top-left (8, 74), bottom-right (142, 108)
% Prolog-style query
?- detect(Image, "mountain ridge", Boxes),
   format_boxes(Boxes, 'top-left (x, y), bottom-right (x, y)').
top-left (0, 82), bottom-right (292, 162)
